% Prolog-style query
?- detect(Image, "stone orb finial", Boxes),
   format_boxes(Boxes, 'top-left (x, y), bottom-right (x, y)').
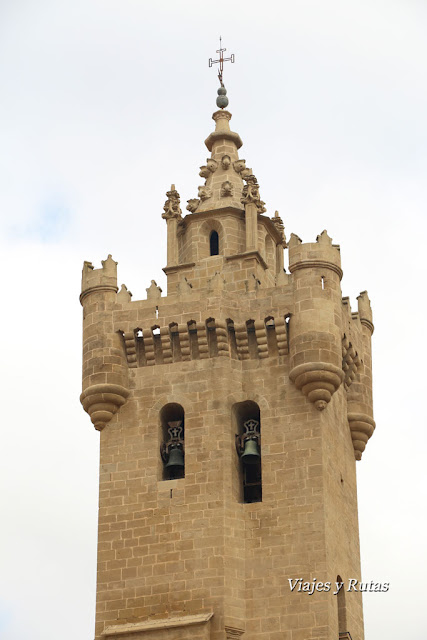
top-left (216, 86), bottom-right (229, 109)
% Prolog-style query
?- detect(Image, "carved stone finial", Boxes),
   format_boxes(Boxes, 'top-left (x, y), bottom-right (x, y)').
top-left (241, 174), bottom-right (266, 213)
top-left (186, 198), bottom-right (200, 213)
top-left (162, 184), bottom-right (182, 220)
top-left (271, 210), bottom-right (286, 245)
top-left (221, 181), bottom-right (234, 197)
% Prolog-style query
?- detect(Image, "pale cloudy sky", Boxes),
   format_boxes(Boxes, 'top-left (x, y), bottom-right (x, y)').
top-left (0, 1), bottom-right (426, 638)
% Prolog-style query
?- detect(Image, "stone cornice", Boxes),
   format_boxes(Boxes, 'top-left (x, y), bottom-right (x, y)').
top-left (360, 318), bottom-right (374, 334)
top-left (79, 284), bottom-right (118, 304)
top-left (205, 130), bottom-right (243, 151)
top-left (289, 259), bottom-right (343, 280)
top-left (162, 262), bottom-right (196, 275)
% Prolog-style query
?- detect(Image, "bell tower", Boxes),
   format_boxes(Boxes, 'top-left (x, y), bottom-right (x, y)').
top-left (80, 58), bottom-right (375, 640)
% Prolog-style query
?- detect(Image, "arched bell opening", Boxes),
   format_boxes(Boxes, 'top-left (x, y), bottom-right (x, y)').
top-left (160, 403), bottom-right (185, 480)
top-left (233, 400), bottom-right (262, 503)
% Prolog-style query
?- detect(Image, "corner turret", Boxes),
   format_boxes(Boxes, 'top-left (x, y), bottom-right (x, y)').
top-left (347, 291), bottom-right (375, 459)
top-left (80, 255), bottom-right (129, 430)
top-left (288, 230), bottom-right (344, 410)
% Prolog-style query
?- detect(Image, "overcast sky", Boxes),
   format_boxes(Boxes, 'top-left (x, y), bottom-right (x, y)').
top-left (0, 1), bottom-right (426, 638)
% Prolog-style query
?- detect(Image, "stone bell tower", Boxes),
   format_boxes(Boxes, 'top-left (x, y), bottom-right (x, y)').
top-left (80, 78), bottom-right (375, 640)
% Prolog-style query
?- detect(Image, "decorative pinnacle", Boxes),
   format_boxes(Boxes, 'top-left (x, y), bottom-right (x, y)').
top-left (209, 37), bottom-right (235, 109)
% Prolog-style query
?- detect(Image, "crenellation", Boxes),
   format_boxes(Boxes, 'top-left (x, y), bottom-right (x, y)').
top-left (117, 284), bottom-right (132, 304)
top-left (81, 254), bottom-right (118, 302)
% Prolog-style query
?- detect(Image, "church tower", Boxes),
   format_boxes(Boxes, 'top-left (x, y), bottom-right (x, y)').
top-left (80, 66), bottom-right (375, 640)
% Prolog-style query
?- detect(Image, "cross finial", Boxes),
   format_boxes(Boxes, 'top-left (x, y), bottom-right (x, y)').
top-left (209, 36), bottom-right (235, 86)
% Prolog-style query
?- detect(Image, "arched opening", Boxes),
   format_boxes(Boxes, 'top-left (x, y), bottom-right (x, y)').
top-left (160, 403), bottom-right (185, 480)
top-left (210, 230), bottom-right (219, 256)
top-left (264, 234), bottom-right (275, 268)
top-left (233, 400), bottom-right (262, 503)
top-left (337, 574), bottom-right (347, 636)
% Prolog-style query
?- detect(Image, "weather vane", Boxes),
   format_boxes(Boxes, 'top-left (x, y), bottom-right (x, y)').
top-left (209, 37), bottom-right (235, 109)
top-left (209, 36), bottom-right (234, 86)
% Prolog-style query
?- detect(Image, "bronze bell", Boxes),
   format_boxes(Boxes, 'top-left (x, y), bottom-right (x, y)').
top-left (165, 446), bottom-right (184, 471)
top-left (240, 438), bottom-right (260, 465)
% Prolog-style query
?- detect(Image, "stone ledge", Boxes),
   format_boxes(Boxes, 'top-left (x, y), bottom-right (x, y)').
top-left (162, 262), bottom-right (196, 275)
top-left (102, 613), bottom-right (214, 636)
top-left (225, 250), bottom-right (268, 270)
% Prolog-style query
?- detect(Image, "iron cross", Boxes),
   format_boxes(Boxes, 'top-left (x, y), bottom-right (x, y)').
top-left (209, 36), bottom-right (235, 86)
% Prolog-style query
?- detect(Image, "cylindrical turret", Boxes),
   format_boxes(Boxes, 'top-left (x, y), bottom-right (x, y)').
top-left (347, 291), bottom-right (375, 459)
top-left (288, 231), bottom-right (344, 410)
top-left (80, 255), bottom-right (129, 430)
